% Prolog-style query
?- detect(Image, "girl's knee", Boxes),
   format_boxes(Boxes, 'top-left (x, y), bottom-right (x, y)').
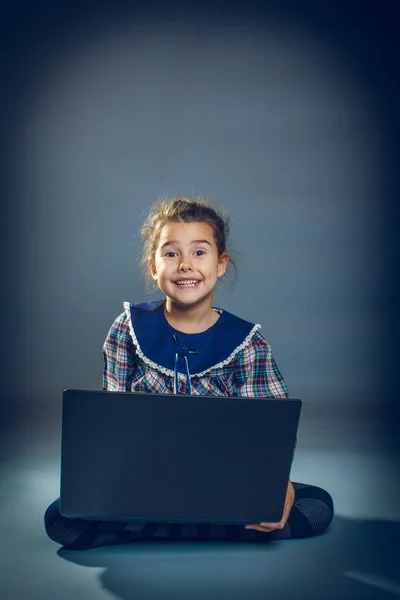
top-left (293, 482), bottom-right (334, 513)
top-left (44, 498), bottom-right (97, 549)
top-left (44, 498), bottom-right (61, 531)
top-left (290, 483), bottom-right (334, 537)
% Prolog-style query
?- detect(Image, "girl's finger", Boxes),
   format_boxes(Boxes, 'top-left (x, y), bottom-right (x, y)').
top-left (245, 525), bottom-right (275, 533)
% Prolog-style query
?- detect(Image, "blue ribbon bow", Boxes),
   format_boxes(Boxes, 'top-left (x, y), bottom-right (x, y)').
top-left (172, 334), bottom-right (199, 395)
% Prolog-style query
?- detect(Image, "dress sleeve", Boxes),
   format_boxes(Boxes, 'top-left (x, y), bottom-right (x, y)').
top-left (234, 331), bottom-right (288, 398)
top-left (102, 312), bottom-right (137, 391)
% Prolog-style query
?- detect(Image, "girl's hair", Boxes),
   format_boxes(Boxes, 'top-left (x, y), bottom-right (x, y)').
top-left (140, 195), bottom-right (236, 289)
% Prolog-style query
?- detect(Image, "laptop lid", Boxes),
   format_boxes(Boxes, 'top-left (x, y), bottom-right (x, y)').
top-left (60, 389), bottom-right (301, 524)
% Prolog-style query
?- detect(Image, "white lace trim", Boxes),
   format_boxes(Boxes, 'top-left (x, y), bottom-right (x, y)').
top-left (123, 301), bottom-right (261, 380)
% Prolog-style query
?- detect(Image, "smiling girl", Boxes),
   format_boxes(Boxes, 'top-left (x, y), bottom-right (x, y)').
top-left (44, 196), bottom-right (333, 550)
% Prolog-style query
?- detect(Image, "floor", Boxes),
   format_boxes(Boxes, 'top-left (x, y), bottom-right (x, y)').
top-left (1, 399), bottom-right (399, 600)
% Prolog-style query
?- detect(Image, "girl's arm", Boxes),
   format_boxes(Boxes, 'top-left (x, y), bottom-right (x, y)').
top-left (102, 312), bottom-right (137, 391)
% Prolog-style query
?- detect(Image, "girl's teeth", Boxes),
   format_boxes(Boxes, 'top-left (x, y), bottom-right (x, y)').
top-left (177, 281), bottom-right (198, 286)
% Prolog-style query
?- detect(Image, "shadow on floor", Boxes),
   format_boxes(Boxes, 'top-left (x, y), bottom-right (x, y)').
top-left (58, 515), bottom-right (400, 599)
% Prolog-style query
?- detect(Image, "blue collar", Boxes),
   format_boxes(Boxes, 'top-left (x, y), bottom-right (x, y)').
top-left (127, 300), bottom-right (258, 384)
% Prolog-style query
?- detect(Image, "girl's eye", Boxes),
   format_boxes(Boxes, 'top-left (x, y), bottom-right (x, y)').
top-left (164, 250), bottom-right (205, 257)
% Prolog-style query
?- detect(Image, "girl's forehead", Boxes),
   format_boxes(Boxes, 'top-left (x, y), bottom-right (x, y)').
top-left (157, 221), bottom-right (215, 243)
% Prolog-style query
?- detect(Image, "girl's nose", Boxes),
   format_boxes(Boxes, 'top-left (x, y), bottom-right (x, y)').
top-left (179, 256), bottom-right (193, 271)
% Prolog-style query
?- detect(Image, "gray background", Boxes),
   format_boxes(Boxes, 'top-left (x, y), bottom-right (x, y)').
top-left (2, 1), bottom-right (398, 421)
top-left (1, 2), bottom-right (400, 599)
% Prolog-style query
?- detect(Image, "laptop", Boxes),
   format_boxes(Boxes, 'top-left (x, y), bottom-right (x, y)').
top-left (60, 389), bottom-right (301, 524)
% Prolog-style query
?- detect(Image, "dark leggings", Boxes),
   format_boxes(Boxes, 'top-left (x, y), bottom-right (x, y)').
top-left (44, 482), bottom-right (334, 550)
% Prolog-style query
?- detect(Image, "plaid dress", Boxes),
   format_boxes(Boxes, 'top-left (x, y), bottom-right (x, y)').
top-left (103, 300), bottom-right (289, 400)
top-left (45, 301), bottom-right (323, 549)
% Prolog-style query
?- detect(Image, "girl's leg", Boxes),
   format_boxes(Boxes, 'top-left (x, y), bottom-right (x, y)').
top-left (285, 482), bottom-right (334, 538)
top-left (237, 482), bottom-right (334, 542)
top-left (44, 499), bottom-right (155, 550)
top-left (45, 483), bottom-right (334, 549)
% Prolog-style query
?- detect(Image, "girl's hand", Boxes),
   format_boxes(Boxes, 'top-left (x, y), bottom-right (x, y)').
top-left (245, 479), bottom-right (295, 533)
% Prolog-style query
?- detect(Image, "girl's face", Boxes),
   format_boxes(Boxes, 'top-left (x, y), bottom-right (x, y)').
top-left (149, 221), bottom-right (228, 309)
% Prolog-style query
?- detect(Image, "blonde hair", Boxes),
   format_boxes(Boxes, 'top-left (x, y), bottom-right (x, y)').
top-left (140, 195), bottom-right (236, 289)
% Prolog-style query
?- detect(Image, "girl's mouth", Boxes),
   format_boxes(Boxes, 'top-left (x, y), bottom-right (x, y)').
top-left (174, 280), bottom-right (200, 288)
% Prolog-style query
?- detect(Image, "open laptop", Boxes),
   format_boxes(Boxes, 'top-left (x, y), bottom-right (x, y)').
top-left (60, 389), bottom-right (301, 524)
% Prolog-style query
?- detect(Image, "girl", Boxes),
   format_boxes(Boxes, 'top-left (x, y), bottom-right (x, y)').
top-left (45, 196), bottom-right (333, 550)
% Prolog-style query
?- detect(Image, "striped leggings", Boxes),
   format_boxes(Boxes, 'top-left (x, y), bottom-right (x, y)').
top-left (44, 482), bottom-right (334, 550)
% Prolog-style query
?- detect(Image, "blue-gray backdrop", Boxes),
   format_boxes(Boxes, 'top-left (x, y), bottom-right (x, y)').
top-left (1, 1), bottom-right (398, 442)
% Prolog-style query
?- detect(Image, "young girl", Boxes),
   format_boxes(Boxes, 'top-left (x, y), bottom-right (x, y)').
top-left (45, 196), bottom-right (333, 550)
